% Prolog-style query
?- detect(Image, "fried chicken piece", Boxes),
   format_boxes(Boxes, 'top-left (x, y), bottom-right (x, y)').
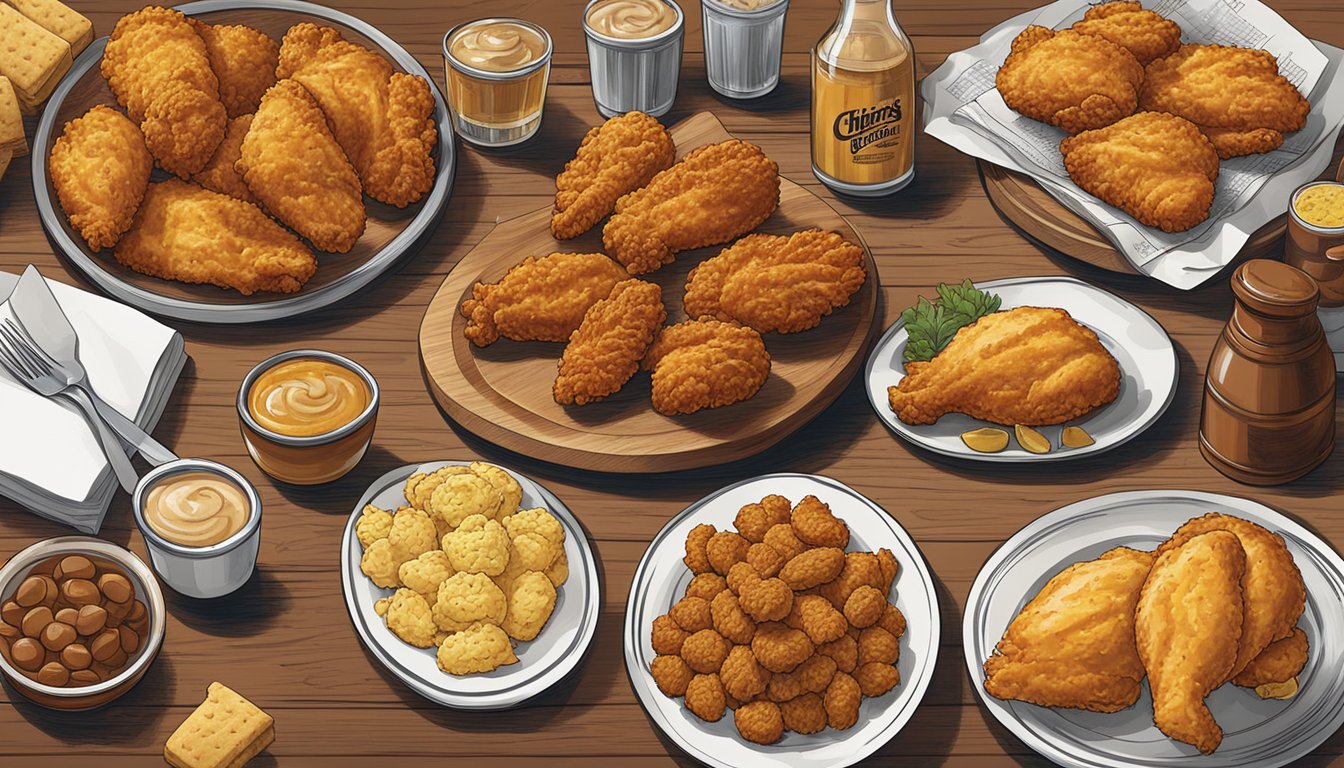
top-left (193, 114), bottom-right (255, 204)
top-left (734, 700), bottom-right (784, 744)
top-left (640, 319), bottom-right (770, 416)
top-left (114, 179), bottom-right (316, 295)
top-left (706, 531), bottom-right (750, 575)
top-left (684, 524), bottom-right (716, 575)
top-left (779, 548), bottom-right (845, 591)
top-left (101, 6), bottom-right (226, 178)
top-left (239, 79), bottom-right (366, 253)
top-left (711, 591), bottom-right (757, 645)
top-left (683, 229), bottom-right (866, 334)
top-left (1139, 44), bottom-right (1310, 159)
top-left (460, 252), bottom-right (628, 347)
top-left (603, 140), bottom-right (779, 275)
top-left (889, 306), bottom-right (1122, 426)
top-left (48, 106), bottom-right (151, 251)
top-left (1136, 531), bottom-right (1246, 755)
top-left (983, 547), bottom-right (1154, 712)
top-left (652, 654), bottom-right (694, 697)
top-left (277, 23), bottom-right (437, 207)
top-left (1060, 112), bottom-right (1219, 232)
top-left (1233, 627), bottom-right (1308, 689)
top-left (780, 692), bottom-right (827, 734)
top-left (791, 495), bottom-right (849, 549)
top-left (1155, 513), bottom-right (1306, 678)
top-left (552, 111), bottom-right (674, 239)
top-left (751, 622), bottom-right (813, 674)
top-left (190, 20), bottom-right (278, 118)
top-left (681, 628), bottom-right (731, 674)
top-left (1070, 1), bottom-right (1181, 65)
top-left (686, 572), bottom-right (728, 602)
top-left (652, 614), bottom-right (690, 656)
top-left (720, 644), bottom-right (768, 702)
top-left (669, 596), bottom-right (713, 633)
top-left (995, 26), bottom-right (1143, 133)
top-left (824, 672), bottom-right (861, 730)
top-left (685, 673), bottom-right (727, 722)
top-left (553, 279), bottom-right (666, 405)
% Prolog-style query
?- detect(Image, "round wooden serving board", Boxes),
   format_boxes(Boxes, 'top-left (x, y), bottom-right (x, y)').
top-left (978, 160), bottom-right (1287, 275)
top-left (419, 112), bottom-right (879, 473)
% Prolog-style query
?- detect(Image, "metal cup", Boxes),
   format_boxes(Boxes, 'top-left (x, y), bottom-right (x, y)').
top-left (582, 0), bottom-right (685, 118)
top-left (701, 0), bottom-right (789, 99)
top-left (443, 18), bottom-right (554, 147)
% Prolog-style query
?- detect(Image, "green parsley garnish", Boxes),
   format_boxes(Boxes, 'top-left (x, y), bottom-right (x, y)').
top-left (900, 279), bottom-right (1001, 364)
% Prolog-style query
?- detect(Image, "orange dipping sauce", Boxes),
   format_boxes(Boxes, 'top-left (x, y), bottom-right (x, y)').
top-left (247, 357), bottom-right (372, 438)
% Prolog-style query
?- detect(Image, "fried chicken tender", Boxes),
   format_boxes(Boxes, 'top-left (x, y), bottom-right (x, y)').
top-left (682, 628), bottom-right (732, 674)
top-left (995, 26), bottom-right (1143, 133)
top-left (552, 111), bottom-right (675, 239)
top-left (711, 590), bottom-right (757, 645)
top-left (779, 548), bottom-right (845, 591)
top-left (115, 180), bottom-right (316, 295)
top-left (384, 588), bottom-right (437, 648)
top-left (706, 531), bottom-right (751, 575)
top-left (1136, 531), bottom-right (1246, 755)
top-left (1233, 627), bottom-right (1308, 689)
top-left (101, 6), bottom-right (226, 178)
top-left (683, 229), bottom-right (866, 334)
top-left (824, 672), bottom-right (862, 730)
top-left (277, 23), bottom-right (437, 207)
top-left (356, 504), bottom-right (394, 548)
top-left (190, 20), bottom-right (278, 118)
top-left (685, 572), bottom-right (728, 602)
top-left (641, 318), bottom-right (770, 416)
top-left (1070, 1), bottom-right (1181, 65)
top-left (239, 79), bottom-right (365, 253)
top-left (554, 279), bottom-right (666, 405)
top-left (441, 515), bottom-right (510, 576)
top-left (855, 662), bottom-right (901, 697)
top-left (669, 596), bottom-right (713, 633)
top-left (685, 673), bottom-right (727, 722)
top-left (603, 140), bottom-right (780, 275)
top-left (398, 550), bottom-right (454, 600)
top-left (734, 700), bottom-right (785, 744)
top-left (652, 654), bottom-right (694, 697)
top-left (437, 622), bottom-right (517, 675)
top-left (720, 644), bottom-right (768, 701)
top-left (49, 106), bottom-right (151, 250)
top-left (501, 570), bottom-right (557, 641)
top-left (791, 496), bottom-right (850, 549)
top-left (1139, 45), bottom-right (1311, 159)
top-left (780, 692), bottom-right (827, 734)
top-left (786, 594), bottom-right (848, 645)
top-left (1060, 112), bottom-right (1220, 232)
top-left (460, 252), bottom-right (628, 347)
top-left (652, 614), bottom-right (690, 656)
top-left (433, 572), bottom-right (507, 632)
top-left (193, 114), bottom-right (256, 204)
top-left (752, 622), bottom-right (814, 673)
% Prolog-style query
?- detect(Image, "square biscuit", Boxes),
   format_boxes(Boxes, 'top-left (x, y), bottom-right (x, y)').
top-left (0, 4), bottom-right (71, 114)
top-left (7, 0), bottom-right (93, 56)
top-left (0, 77), bottom-right (26, 157)
top-left (165, 683), bottom-right (275, 768)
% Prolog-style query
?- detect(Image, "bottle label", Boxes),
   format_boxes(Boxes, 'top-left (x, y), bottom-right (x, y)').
top-left (834, 99), bottom-right (903, 155)
top-left (812, 55), bottom-right (915, 186)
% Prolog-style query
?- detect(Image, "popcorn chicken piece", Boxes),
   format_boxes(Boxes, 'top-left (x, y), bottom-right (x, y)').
top-left (374, 597), bottom-right (390, 616)
top-left (733, 501), bottom-right (772, 543)
top-left (876, 548), bottom-right (899, 594)
top-left (685, 673), bottom-right (726, 722)
top-left (734, 700), bottom-right (784, 744)
top-left (387, 508), bottom-right (438, 564)
top-left (726, 561), bottom-right (760, 594)
top-left (751, 622), bottom-right (813, 673)
top-left (855, 662), bottom-right (900, 697)
top-left (683, 523), bottom-right (716, 573)
top-left (685, 572), bottom-right (727, 601)
top-left (384, 588), bottom-right (436, 648)
top-left (858, 626), bottom-right (899, 665)
top-left (824, 672), bottom-right (861, 730)
top-left (767, 653), bottom-right (836, 702)
top-left (779, 547), bottom-right (845, 590)
top-left (405, 465), bottom-right (474, 509)
top-left (790, 495), bottom-right (849, 549)
top-left (760, 494), bottom-right (793, 526)
top-left (816, 635), bottom-right (858, 674)
top-left (652, 614), bottom-right (690, 656)
top-left (746, 542), bottom-right (786, 578)
top-left (763, 523), bottom-right (807, 561)
top-left (442, 515), bottom-right (510, 576)
top-left (501, 571), bottom-right (557, 641)
top-left (878, 602), bottom-right (906, 639)
top-left (681, 628), bottom-right (731, 674)
top-left (398, 550), bottom-right (455, 599)
top-left (710, 590), bottom-right (756, 645)
top-left (430, 473), bottom-right (504, 533)
top-left (780, 692), bottom-right (827, 734)
top-left (544, 550), bottom-right (569, 587)
top-left (356, 504), bottom-right (394, 548)
top-left (433, 572), bottom-right (506, 632)
top-left (437, 622), bottom-right (518, 675)
top-left (469, 461), bottom-right (523, 514)
top-left (720, 644), bottom-right (768, 701)
top-left (738, 577), bottom-right (793, 623)
top-left (510, 532), bottom-right (562, 572)
top-left (843, 585), bottom-right (886, 629)
top-left (668, 596), bottom-right (712, 632)
top-left (360, 538), bottom-right (401, 588)
top-left (706, 531), bottom-right (749, 575)
top-left (818, 552), bottom-right (885, 610)
top-left (652, 654), bottom-right (694, 697)
top-left (785, 594), bottom-right (848, 645)
top-left (502, 507), bottom-right (566, 547)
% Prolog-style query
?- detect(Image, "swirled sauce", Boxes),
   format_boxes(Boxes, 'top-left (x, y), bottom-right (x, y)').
top-left (716, 0), bottom-right (780, 10)
top-left (145, 472), bottom-right (250, 547)
top-left (585, 0), bottom-right (678, 39)
top-left (247, 358), bottom-right (372, 437)
top-left (449, 21), bottom-right (548, 72)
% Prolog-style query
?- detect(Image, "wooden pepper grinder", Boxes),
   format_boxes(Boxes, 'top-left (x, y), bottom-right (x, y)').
top-left (1200, 259), bottom-right (1336, 485)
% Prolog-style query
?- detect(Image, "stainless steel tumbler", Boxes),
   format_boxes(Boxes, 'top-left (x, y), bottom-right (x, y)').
top-left (702, 0), bottom-right (789, 99)
top-left (582, 0), bottom-right (685, 117)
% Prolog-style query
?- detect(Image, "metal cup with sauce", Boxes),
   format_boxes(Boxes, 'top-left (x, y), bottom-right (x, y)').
top-left (582, 0), bottom-right (685, 117)
top-left (701, 0), bottom-right (789, 99)
top-left (443, 18), bottom-right (553, 147)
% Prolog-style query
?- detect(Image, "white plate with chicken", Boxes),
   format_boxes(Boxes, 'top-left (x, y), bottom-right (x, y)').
top-left (863, 276), bottom-right (1177, 462)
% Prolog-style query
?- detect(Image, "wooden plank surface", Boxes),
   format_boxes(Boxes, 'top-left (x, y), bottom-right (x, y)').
top-left (0, 0), bottom-right (1341, 765)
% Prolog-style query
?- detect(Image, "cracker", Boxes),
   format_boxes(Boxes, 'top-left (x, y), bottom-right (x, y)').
top-left (0, 77), bottom-right (24, 157)
top-left (164, 682), bottom-right (275, 768)
top-left (0, 5), bottom-right (71, 115)
top-left (6, 0), bottom-right (92, 56)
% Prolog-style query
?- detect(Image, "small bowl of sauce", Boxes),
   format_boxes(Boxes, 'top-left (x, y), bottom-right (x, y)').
top-left (237, 350), bottom-right (380, 485)
top-left (1285, 181), bottom-right (1344, 308)
top-left (133, 459), bottom-right (262, 599)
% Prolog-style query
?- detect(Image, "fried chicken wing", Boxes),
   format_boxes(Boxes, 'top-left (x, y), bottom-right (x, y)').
top-left (683, 229), bottom-right (866, 334)
top-left (190, 20), bottom-right (278, 118)
top-left (552, 111), bottom-right (675, 239)
top-left (641, 318), bottom-right (770, 416)
top-left (1060, 112), bottom-right (1219, 232)
top-left (603, 140), bottom-right (779, 275)
top-left (277, 23), bottom-right (437, 208)
top-left (554, 279), bottom-right (665, 405)
top-left (48, 106), bottom-right (152, 251)
top-left (239, 79), bottom-right (365, 253)
top-left (995, 26), bottom-right (1143, 134)
top-left (1070, 1), bottom-right (1181, 65)
top-left (459, 252), bottom-right (629, 347)
top-left (983, 547), bottom-right (1154, 712)
top-left (100, 6), bottom-right (226, 178)
top-left (1136, 530), bottom-right (1246, 755)
top-left (887, 306), bottom-right (1121, 426)
top-left (193, 113), bottom-right (255, 204)
top-left (114, 179), bottom-right (316, 295)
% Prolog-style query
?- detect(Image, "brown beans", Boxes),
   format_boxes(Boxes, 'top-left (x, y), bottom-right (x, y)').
top-left (118, 625), bottom-right (140, 654)
top-left (9, 637), bottom-right (43, 671)
top-left (54, 556), bottom-right (96, 582)
top-left (1, 601), bottom-right (24, 627)
top-left (61, 579), bottom-right (100, 607)
top-left (55, 608), bottom-right (78, 625)
top-left (40, 622), bottom-right (76, 652)
top-left (98, 573), bottom-right (133, 604)
top-left (0, 621), bottom-right (20, 640)
top-left (75, 605), bottom-right (107, 636)
top-left (20, 606), bottom-right (52, 638)
top-left (37, 661), bottom-right (70, 686)
top-left (14, 576), bottom-right (53, 608)
top-left (70, 669), bottom-right (100, 686)
top-left (90, 629), bottom-right (121, 662)
top-left (60, 643), bottom-right (92, 670)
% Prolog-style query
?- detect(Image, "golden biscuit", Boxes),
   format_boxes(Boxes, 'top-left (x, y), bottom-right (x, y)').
top-left (356, 504), bottom-right (394, 548)
top-left (501, 571), bottom-right (557, 642)
top-left (685, 673), bottom-right (727, 722)
top-left (384, 588), bottom-right (436, 648)
top-left (437, 622), bottom-right (517, 675)
top-left (441, 515), bottom-right (510, 576)
top-left (164, 682), bottom-right (273, 768)
top-left (433, 572), bottom-right (506, 632)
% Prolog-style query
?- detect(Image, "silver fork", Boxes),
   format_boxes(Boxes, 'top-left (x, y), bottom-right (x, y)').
top-left (0, 322), bottom-right (139, 492)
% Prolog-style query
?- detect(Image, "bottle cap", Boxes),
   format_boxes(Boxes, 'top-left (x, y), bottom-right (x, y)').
top-left (1232, 259), bottom-right (1319, 317)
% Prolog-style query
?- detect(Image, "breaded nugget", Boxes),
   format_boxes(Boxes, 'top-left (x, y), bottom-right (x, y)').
top-left (738, 577), bottom-right (794, 623)
top-left (471, 462), bottom-right (524, 515)
top-left (855, 662), bottom-right (901, 697)
top-left (786, 594), bottom-right (848, 645)
top-left (726, 561), bottom-right (762, 594)
top-left (360, 538), bottom-right (401, 589)
top-left (429, 473), bottom-right (503, 533)
top-left (685, 673), bottom-right (727, 722)
top-left (190, 20), bottom-right (277, 118)
top-left (356, 504), bottom-right (394, 548)
top-left (858, 626), bottom-right (900, 665)
top-left (441, 514), bottom-right (510, 576)
top-left (706, 531), bottom-right (751, 576)
top-left (554, 279), bottom-right (666, 405)
top-left (49, 105), bottom-right (151, 250)
top-left (404, 466), bottom-right (473, 510)
top-left (432, 572), bottom-right (506, 632)
top-left (552, 111), bottom-right (675, 239)
top-left (817, 635), bottom-right (858, 674)
top-left (791, 496), bottom-right (850, 549)
top-left (767, 654), bottom-right (836, 702)
top-left (818, 552), bottom-right (884, 609)
top-left (764, 523), bottom-right (808, 561)
top-left (603, 140), bottom-right (780, 275)
top-left (844, 586), bottom-right (885, 628)
top-left (669, 596), bottom-right (713, 633)
top-left (1070, 1), bottom-right (1181, 65)
top-left (652, 654), bottom-right (694, 697)
top-left (684, 523), bottom-right (716, 574)
top-left (500, 570), bottom-right (557, 641)
top-left (681, 628), bottom-right (731, 674)
top-left (652, 614), bottom-right (690, 656)
top-left (710, 590), bottom-right (757, 645)
top-left (641, 318), bottom-right (770, 416)
top-left (193, 114), bottom-right (255, 204)
top-left (780, 692), bottom-right (827, 734)
top-left (995, 26), bottom-right (1143, 133)
top-left (383, 588), bottom-right (436, 648)
top-left (779, 548), bottom-right (845, 591)
top-left (460, 252), bottom-right (629, 347)
top-left (397, 550), bottom-right (454, 600)
top-left (734, 501), bottom-right (774, 544)
top-left (437, 622), bottom-right (517, 675)
top-left (824, 672), bottom-right (862, 730)
top-left (734, 700), bottom-right (785, 744)
top-left (1060, 112), bottom-right (1219, 232)
top-left (1233, 627), bottom-right (1308, 689)
top-left (752, 622), bottom-right (814, 674)
top-left (720, 644), bottom-right (768, 701)
top-left (747, 542), bottom-right (787, 579)
top-left (878, 603), bottom-right (906, 639)
top-left (685, 572), bottom-right (728, 602)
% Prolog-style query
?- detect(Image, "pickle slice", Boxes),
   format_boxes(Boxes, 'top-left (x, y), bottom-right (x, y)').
top-left (1014, 425), bottom-right (1051, 455)
top-left (1255, 678), bottom-right (1299, 700)
top-left (961, 428), bottom-right (1009, 453)
top-left (1061, 425), bottom-right (1095, 449)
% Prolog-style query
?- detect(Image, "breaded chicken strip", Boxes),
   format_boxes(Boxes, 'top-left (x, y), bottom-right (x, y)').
top-left (554, 280), bottom-right (665, 405)
top-left (101, 6), bottom-right (226, 178)
top-left (683, 229), bottom-right (866, 334)
top-left (239, 79), bottom-right (365, 253)
top-left (995, 26), bottom-right (1143, 133)
top-left (277, 23), bottom-right (437, 207)
top-left (1070, 1), bottom-right (1181, 65)
top-left (642, 318), bottom-right (770, 416)
top-left (603, 140), bottom-right (779, 275)
top-left (552, 111), bottom-right (674, 239)
top-left (190, 20), bottom-right (279, 118)
top-left (48, 106), bottom-right (152, 250)
top-left (1060, 112), bottom-right (1219, 232)
top-left (193, 114), bottom-right (255, 204)
top-left (115, 180), bottom-right (316, 295)
top-left (460, 252), bottom-right (629, 346)
top-left (1233, 627), bottom-right (1308, 689)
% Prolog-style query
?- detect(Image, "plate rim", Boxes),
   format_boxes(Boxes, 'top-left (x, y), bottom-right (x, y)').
top-left (30, 0), bottom-right (457, 324)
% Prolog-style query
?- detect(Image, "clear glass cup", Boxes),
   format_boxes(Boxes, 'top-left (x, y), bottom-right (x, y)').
top-left (582, 0), bottom-right (684, 117)
top-left (702, 0), bottom-right (790, 99)
top-left (443, 18), bottom-right (553, 147)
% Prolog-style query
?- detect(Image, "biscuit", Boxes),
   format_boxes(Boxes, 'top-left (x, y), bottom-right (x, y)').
top-left (0, 77), bottom-right (25, 157)
top-left (8, 0), bottom-right (92, 56)
top-left (500, 570), bottom-right (556, 641)
top-left (164, 682), bottom-right (274, 768)
top-left (437, 622), bottom-right (517, 675)
top-left (0, 5), bottom-right (72, 114)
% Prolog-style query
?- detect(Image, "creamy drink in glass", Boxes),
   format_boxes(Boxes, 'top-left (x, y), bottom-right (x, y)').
top-left (443, 18), bottom-right (553, 147)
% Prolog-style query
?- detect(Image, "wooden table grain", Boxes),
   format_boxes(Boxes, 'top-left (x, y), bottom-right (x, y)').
top-left (1, 1), bottom-right (1342, 765)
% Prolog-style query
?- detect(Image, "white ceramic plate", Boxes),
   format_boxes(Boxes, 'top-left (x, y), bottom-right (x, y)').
top-left (864, 276), bottom-right (1177, 462)
top-left (340, 461), bottom-right (600, 710)
top-left (965, 490), bottom-right (1344, 768)
top-left (624, 473), bottom-right (940, 768)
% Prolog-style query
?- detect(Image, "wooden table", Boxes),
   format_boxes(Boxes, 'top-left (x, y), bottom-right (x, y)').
top-left (1, 1), bottom-right (1342, 765)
